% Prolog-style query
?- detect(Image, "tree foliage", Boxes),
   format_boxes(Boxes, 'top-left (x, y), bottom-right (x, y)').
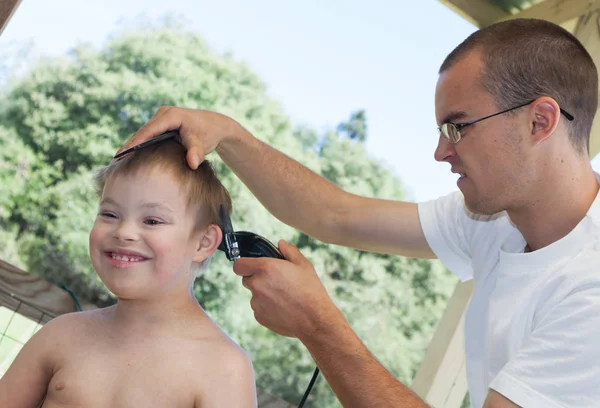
top-left (0, 24), bottom-right (457, 406)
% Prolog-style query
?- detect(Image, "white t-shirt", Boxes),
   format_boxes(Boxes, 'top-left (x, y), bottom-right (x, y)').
top-left (418, 179), bottom-right (600, 408)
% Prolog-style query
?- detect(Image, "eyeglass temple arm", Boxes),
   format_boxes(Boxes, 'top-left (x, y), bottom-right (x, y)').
top-left (560, 108), bottom-right (574, 121)
top-left (460, 100), bottom-right (574, 128)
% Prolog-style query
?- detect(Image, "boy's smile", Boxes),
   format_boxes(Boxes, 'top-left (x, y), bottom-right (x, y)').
top-left (89, 167), bottom-right (202, 299)
top-left (103, 248), bottom-right (151, 268)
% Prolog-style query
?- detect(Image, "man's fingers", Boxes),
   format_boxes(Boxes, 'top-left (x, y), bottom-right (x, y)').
top-left (115, 107), bottom-right (207, 170)
top-left (241, 276), bottom-right (252, 290)
top-left (233, 257), bottom-right (265, 277)
top-left (135, 106), bottom-right (180, 141)
top-left (115, 106), bottom-right (181, 155)
top-left (154, 105), bottom-right (173, 117)
top-left (278, 240), bottom-right (310, 266)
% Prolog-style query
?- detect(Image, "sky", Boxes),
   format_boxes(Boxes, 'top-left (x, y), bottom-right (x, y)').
top-left (2, 0), bottom-right (599, 202)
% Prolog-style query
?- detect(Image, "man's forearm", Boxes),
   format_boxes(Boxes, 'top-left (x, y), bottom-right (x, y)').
top-left (299, 307), bottom-right (428, 408)
top-left (216, 130), bottom-right (345, 243)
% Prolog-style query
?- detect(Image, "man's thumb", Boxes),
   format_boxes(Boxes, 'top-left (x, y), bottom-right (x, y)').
top-left (186, 145), bottom-right (204, 170)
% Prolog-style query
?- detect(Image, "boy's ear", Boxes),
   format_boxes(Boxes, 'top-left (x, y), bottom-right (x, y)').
top-left (192, 224), bottom-right (222, 263)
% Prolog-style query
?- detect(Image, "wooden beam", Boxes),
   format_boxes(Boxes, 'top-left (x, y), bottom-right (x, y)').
top-left (0, 258), bottom-right (83, 320)
top-left (561, 16), bottom-right (580, 34)
top-left (412, 281), bottom-right (473, 408)
top-left (496, 0), bottom-right (600, 26)
top-left (439, 0), bottom-right (511, 28)
top-left (571, 10), bottom-right (600, 158)
top-left (0, 0), bottom-right (22, 37)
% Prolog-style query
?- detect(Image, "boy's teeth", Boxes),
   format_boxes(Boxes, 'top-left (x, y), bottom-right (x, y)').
top-left (112, 253), bottom-right (142, 262)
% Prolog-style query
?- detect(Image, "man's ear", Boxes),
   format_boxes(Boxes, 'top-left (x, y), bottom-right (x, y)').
top-left (530, 97), bottom-right (561, 145)
top-left (192, 224), bottom-right (222, 263)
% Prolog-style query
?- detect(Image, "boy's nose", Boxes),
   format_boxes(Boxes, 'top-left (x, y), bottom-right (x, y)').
top-left (113, 221), bottom-right (139, 242)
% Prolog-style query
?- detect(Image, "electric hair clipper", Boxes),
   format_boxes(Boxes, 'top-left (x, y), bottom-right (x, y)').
top-left (217, 206), bottom-right (284, 260)
top-left (216, 206), bottom-right (318, 407)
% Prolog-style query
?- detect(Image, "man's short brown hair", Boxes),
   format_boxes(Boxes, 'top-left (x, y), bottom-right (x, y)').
top-left (440, 18), bottom-right (598, 153)
top-left (94, 140), bottom-right (232, 232)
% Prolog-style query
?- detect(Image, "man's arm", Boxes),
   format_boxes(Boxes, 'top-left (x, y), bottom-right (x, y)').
top-left (121, 107), bottom-right (434, 259)
top-left (236, 242), bottom-right (519, 408)
top-left (218, 129), bottom-right (433, 258)
top-left (235, 241), bottom-right (429, 407)
top-left (303, 307), bottom-right (519, 408)
top-left (302, 311), bottom-right (524, 408)
top-left (300, 305), bottom-right (428, 408)
top-left (0, 319), bottom-right (56, 408)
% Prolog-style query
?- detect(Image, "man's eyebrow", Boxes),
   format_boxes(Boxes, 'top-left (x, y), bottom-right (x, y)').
top-left (440, 111), bottom-right (469, 126)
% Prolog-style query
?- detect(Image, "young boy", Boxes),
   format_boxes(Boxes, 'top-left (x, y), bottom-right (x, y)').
top-left (0, 140), bottom-right (257, 407)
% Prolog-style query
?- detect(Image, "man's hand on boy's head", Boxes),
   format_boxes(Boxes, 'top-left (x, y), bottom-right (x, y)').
top-left (233, 240), bottom-right (339, 339)
top-left (116, 106), bottom-right (246, 169)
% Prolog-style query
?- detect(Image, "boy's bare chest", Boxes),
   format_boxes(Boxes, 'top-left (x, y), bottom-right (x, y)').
top-left (43, 339), bottom-right (200, 408)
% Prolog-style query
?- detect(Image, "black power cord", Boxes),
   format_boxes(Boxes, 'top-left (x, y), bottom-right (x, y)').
top-left (298, 367), bottom-right (320, 407)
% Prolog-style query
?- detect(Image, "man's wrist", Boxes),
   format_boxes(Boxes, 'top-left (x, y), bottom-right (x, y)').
top-left (297, 301), bottom-right (347, 347)
top-left (215, 119), bottom-right (252, 156)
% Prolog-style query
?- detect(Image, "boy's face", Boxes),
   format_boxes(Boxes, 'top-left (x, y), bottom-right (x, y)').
top-left (89, 167), bottom-right (209, 300)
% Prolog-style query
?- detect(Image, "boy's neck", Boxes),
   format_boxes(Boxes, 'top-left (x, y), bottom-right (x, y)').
top-left (109, 291), bottom-right (208, 334)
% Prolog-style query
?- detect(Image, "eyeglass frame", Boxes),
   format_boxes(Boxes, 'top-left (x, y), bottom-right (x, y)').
top-left (438, 99), bottom-right (575, 144)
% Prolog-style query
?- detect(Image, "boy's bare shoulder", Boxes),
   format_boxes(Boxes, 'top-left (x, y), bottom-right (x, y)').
top-left (186, 320), bottom-right (253, 373)
top-left (33, 307), bottom-right (119, 366)
top-left (40, 307), bottom-right (112, 342)
top-left (181, 319), bottom-right (257, 406)
top-left (0, 308), bottom-right (114, 408)
top-left (32, 308), bottom-right (98, 341)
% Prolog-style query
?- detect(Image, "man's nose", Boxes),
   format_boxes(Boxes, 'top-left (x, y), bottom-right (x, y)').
top-left (434, 134), bottom-right (457, 162)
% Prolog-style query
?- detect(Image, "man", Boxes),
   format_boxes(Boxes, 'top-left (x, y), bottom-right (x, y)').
top-left (119, 19), bottom-right (600, 408)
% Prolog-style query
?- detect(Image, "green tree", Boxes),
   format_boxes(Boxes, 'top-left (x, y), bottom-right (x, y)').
top-left (337, 109), bottom-right (367, 142)
top-left (0, 24), bottom-right (457, 406)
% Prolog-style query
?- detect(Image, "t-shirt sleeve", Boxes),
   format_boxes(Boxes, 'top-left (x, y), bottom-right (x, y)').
top-left (489, 285), bottom-right (600, 408)
top-left (418, 191), bottom-right (473, 281)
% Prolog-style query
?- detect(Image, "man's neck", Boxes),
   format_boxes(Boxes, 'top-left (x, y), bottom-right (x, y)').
top-left (509, 166), bottom-right (598, 252)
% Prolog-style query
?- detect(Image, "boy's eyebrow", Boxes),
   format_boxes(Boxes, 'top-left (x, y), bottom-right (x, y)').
top-left (140, 202), bottom-right (175, 213)
top-left (99, 197), bottom-right (118, 207)
top-left (100, 197), bottom-right (174, 213)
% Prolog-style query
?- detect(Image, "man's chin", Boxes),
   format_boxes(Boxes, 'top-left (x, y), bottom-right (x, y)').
top-left (463, 194), bottom-right (501, 216)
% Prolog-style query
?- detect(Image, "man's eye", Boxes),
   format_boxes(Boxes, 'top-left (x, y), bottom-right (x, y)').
top-left (454, 125), bottom-right (468, 136)
top-left (144, 219), bottom-right (163, 226)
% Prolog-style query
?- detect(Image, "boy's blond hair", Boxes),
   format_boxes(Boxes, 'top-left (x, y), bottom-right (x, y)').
top-left (94, 140), bottom-right (232, 273)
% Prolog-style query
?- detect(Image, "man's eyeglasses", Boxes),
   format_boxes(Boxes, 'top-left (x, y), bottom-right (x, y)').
top-left (438, 100), bottom-right (575, 144)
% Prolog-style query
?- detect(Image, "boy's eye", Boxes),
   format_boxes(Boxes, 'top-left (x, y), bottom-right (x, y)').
top-left (144, 219), bottom-right (163, 226)
top-left (100, 212), bottom-right (117, 219)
